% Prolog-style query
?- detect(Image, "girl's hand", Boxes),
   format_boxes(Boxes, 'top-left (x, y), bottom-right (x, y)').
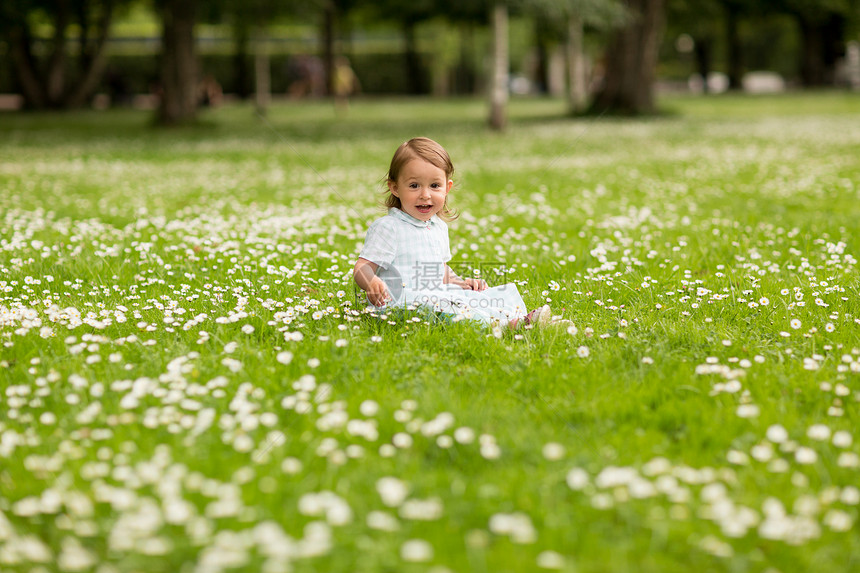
top-left (463, 278), bottom-right (488, 291)
top-left (366, 276), bottom-right (392, 306)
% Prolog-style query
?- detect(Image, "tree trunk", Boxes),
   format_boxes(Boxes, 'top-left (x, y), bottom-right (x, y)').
top-left (9, 25), bottom-right (47, 109)
top-left (403, 20), bottom-right (426, 95)
top-left (321, 2), bottom-right (336, 96)
top-left (158, 0), bottom-right (198, 125)
top-left (589, 0), bottom-right (664, 115)
top-left (567, 14), bottom-right (587, 113)
top-left (455, 24), bottom-right (477, 95)
top-left (254, 26), bottom-right (271, 116)
top-left (45, 1), bottom-right (71, 106)
top-left (534, 18), bottom-right (549, 94)
top-left (233, 24), bottom-right (252, 99)
top-left (725, 4), bottom-right (742, 90)
top-left (797, 13), bottom-right (844, 86)
top-left (693, 36), bottom-right (712, 93)
top-left (797, 16), bottom-right (825, 86)
top-left (822, 13), bottom-right (848, 81)
top-left (77, 2), bottom-right (92, 73)
top-left (822, 13), bottom-right (845, 83)
top-left (8, 4), bottom-right (114, 110)
top-left (430, 21), bottom-right (452, 97)
top-left (66, 6), bottom-right (114, 108)
top-left (488, 4), bottom-right (509, 131)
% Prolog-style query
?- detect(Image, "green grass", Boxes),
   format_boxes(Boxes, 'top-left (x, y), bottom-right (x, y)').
top-left (2, 92), bottom-right (860, 572)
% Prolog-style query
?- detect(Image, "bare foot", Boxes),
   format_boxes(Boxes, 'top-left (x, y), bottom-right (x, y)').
top-left (509, 305), bottom-right (551, 330)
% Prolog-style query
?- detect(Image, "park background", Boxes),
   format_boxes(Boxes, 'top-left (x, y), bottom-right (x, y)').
top-left (2, 0), bottom-right (860, 124)
top-left (3, 2), bottom-right (860, 573)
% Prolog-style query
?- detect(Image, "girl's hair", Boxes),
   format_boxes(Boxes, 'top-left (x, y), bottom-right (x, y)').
top-left (384, 137), bottom-right (458, 221)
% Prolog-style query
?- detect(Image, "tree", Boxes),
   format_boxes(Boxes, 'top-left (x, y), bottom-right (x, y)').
top-left (524, 0), bottom-right (626, 114)
top-left (489, 3), bottom-right (510, 130)
top-left (363, 0), bottom-right (512, 127)
top-left (779, 0), bottom-right (858, 86)
top-left (358, 0), bottom-right (453, 95)
top-left (314, 0), bottom-right (362, 96)
top-left (721, 0), bottom-right (747, 89)
top-left (156, 0), bottom-right (198, 125)
top-left (230, 2), bottom-right (281, 116)
top-left (201, 0), bottom-right (303, 114)
top-left (0, 0), bottom-right (122, 109)
top-left (667, 0), bottom-right (723, 91)
top-left (589, 0), bottom-right (664, 115)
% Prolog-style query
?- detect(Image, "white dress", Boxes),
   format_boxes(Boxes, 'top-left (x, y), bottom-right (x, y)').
top-left (358, 208), bottom-right (528, 325)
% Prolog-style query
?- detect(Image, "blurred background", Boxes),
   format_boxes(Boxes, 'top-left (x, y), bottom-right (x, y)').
top-left (1, 0), bottom-right (858, 126)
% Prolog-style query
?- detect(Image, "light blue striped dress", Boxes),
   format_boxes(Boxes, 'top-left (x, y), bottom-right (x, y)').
top-left (358, 208), bottom-right (528, 325)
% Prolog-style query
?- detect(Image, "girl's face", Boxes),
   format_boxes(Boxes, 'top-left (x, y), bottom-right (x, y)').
top-left (388, 158), bottom-right (453, 221)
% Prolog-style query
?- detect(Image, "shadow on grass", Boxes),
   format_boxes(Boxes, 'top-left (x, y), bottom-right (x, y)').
top-left (4, 92), bottom-right (857, 148)
top-left (0, 97), bottom-right (585, 145)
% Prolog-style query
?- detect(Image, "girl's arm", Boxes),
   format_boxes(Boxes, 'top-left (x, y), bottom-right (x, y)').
top-left (353, 258), bottom-right (391, 306)
top-left (444, 264), bottom-right (487, 291)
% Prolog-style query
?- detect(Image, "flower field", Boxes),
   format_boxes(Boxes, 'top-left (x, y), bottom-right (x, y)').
top-left (1, 94), bottom-right (860, 572)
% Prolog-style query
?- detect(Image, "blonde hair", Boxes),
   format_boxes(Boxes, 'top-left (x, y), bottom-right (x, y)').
top-left (384, 137), bottom-right (458, 221)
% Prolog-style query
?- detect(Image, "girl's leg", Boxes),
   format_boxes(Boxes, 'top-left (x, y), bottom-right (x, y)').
top-left (508, 304), bottom-right (551, 329)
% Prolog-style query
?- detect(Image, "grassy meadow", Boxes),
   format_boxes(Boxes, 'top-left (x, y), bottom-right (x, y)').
top-left (1, 93), bottom-right (860, 572)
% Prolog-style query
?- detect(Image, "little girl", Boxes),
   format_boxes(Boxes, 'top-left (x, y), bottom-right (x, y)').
top-left (353, 137), bottom-right (551, 329)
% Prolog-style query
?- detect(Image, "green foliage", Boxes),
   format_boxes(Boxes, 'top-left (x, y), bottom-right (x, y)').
top-left (1, 94), bottom-right (860, 571)
top-left (523, 0), bottom-right (627, 28)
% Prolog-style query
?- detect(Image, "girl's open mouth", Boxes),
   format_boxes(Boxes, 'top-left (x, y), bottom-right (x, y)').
top-left (416, 205), bottom-right (432, 213)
